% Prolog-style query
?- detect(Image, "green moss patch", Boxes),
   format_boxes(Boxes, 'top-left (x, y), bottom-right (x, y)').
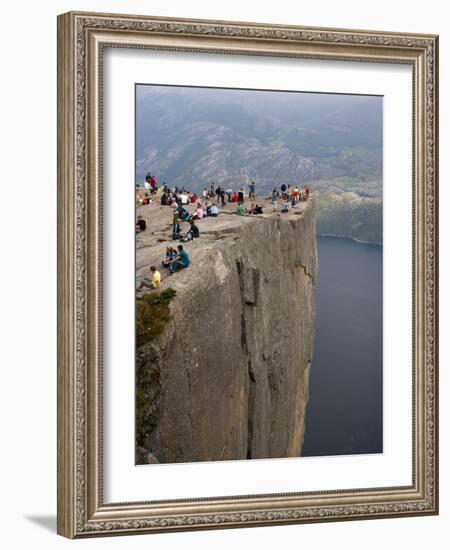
top-left (136, 288), bottom-right (177, 347)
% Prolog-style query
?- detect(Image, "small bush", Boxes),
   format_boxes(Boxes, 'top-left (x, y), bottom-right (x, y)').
top-left (136, 288), bottom-right (177, 347)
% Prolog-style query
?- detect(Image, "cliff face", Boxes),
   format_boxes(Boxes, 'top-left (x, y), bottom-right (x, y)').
top-left (136, 200), bottom-right (317, 464)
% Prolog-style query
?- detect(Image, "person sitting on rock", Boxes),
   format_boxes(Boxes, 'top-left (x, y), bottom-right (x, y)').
top-left (136, 215), bottom-right (146, 232)
top-left (138, 266), bottom-right (161, 291)
top-left (254, 204), bottom-right (263, 215)
top-left (236, 202), bottom-right (247, 216)
top-left (194, 202), bottom-right (204, 220)
top-left (169, 245), bottom-right (190, 273)
top-left (209, 203), bottom-right (218, 217)
top-left (161, 192), bottom-right (170, 206)
top-left (182, 220), bottom-right (200, 242)
top-left (162, 247), bottom-right (177, 268)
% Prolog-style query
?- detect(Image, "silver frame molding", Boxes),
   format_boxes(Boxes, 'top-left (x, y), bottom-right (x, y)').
top-left (57, 11), bottom-right (439, 538)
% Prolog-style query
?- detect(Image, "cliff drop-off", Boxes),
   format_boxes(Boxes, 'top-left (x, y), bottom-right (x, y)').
top-left (136, 199), bottom-right (317, 464)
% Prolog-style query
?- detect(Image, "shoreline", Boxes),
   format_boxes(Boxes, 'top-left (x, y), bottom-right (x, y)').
top-left (316, 232), bottom-right (382, 246)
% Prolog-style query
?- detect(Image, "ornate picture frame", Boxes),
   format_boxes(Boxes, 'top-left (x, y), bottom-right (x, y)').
top-left (57, 11), bottom-right (438, 538)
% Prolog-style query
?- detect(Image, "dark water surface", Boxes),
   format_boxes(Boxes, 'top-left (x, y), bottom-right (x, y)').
top-left (301, 236), bottom-right (383, 457)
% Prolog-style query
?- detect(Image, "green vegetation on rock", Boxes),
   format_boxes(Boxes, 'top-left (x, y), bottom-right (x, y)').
top-left (136, 288), bottom-right (177, 347)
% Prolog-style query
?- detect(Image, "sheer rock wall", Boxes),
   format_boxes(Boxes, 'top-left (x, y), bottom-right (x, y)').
top-left (136, 199), bottom-right (317, 464)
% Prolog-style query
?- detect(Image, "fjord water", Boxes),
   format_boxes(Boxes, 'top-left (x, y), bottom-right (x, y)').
top-left (301, 235), bottom-right (383, 457)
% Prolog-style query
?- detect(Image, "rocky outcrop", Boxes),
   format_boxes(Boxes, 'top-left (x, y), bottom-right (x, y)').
top-left (136, 199), bottom-right (317, 464)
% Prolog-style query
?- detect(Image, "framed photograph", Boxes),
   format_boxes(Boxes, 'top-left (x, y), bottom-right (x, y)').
top-left (57, 11), bottom-right (439, 538)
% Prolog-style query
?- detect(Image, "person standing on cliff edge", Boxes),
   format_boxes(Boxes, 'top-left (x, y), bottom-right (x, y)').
top-left (248, 180), bottom-right (256, 200)
top-left (271, 187), bottom-right (280, 211)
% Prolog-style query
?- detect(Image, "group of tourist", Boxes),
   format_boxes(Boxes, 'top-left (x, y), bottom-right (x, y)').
top-left (279, 184), bottom-right (310, 203)
top-left (160, 187), bottom-right (201, 207)
top-left (161, 245), bottom-right (191, 273)
top-left (137, 244), bottom-right (191, 293)
top-left (136, 173), bottom-right (312, 295)
top-left (234, 184), bottom-right (310, 215)
top-left (136, 173), bottom-right (161, 203)
top-left (171, 201), bottom-right (213, 242)
top-left (137, 178), bottom-right (260, 209)
top-left (236, 202), bottom-right (264, 216)
top-left (144, 172), bottom-right (158, 192)
top-left (198, 182), bottom-right (256, 206)
top-left (279, 184), bottom-right (310, 212)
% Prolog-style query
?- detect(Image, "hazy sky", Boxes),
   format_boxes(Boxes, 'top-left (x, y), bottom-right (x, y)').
top-left (136, 83), bottom-right (382, 127)
top-left (135, 83), bottom-right (383, 191)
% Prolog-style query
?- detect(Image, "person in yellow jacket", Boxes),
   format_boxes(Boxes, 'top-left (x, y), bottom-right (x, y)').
top-left (139, 266), bottom-right (161, 291)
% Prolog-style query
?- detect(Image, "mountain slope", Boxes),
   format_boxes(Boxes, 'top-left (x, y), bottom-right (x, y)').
top-left (136, 85), bottom-right (383, 242)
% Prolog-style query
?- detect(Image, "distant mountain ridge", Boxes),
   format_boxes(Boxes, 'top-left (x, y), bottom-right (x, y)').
top-left (136, 86), bottom-right (383, 242)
